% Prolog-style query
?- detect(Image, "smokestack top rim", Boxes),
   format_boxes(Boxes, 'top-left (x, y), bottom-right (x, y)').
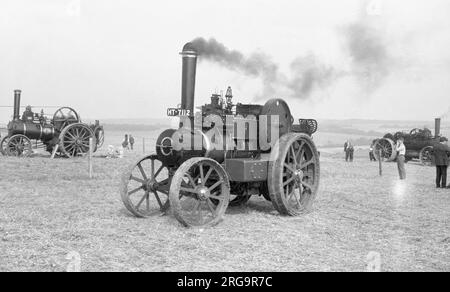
top-left (181, 42), bottom-right (198, 56)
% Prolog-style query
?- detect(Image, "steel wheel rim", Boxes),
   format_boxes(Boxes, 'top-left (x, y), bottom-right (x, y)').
top-left (121, 155), bottom-right (170, 217)
top-left (280, 138), bottom-right (318, 212)
top-left (375, 139), bottom-right (393, 160)
top-left (53, 107), bottom-right (79, 130)
top-left (0, 136), bottom-right (9, 155)
top-left (61, 124), bottom-right (94, 157)
top-left (6, 135), bottom-right (32, 157)
top-left (171, 159), bottom-right (230, 227)
top-left (420, 146), bottom-right (433, 166)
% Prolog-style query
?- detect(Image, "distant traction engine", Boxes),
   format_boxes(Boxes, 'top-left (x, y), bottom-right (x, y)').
top-left (0, 90), bottom-right (104, 158)
top-left (374, 118), bottom-right (446, 166)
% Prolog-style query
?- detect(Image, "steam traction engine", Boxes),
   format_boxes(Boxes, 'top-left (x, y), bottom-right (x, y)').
top-left (120, 43), bottom-right (320, 227)
top-left (374, 118), bottom-right (445, 166)
top-left (0, 90), bottom-right (104, 158)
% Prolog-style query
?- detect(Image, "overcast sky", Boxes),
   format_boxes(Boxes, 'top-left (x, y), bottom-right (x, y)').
top-left (1, 0), bottom-right (450, 122)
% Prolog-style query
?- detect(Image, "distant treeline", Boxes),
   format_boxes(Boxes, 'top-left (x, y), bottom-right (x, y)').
top-left (103, 124), bottom-right (167, 132)
top-left (320, 137), bottom-right (376, 148)
top-left (319, 124), bottom-right (384, 137)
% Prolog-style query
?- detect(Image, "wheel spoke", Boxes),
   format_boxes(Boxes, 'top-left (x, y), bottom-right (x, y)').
top-left (154, 165), bottom-right (164, 178)
top-left (206, 199), bottom-right (216, 214)
top-left (186, 173), bottom-right (197, 187)
top-left (151, 159), bottom-right (155, 177)
top-left (295, 141), bottom-right (305, 158)
top-left (284, 163), bottom-right (296, 174)
top-left (283, 175), bottom-right (295, 186)
top-left (290, 146), bottom-right (297, 167)
top-left (199, 164), bottom-right (205, 185)
top-left (302, 181), bottom-right (313, 191)
top-left (128, 186), bottom-right (144, 196)
top-left (130, 176), bottom-right (145, 184)
top-left (208, 193), bottom-right (224, 201)
top-left (293, 190), bottom-right (301, 207)
top-left (135, 192), bottom-right (148, 209)
top-left (300, 158), bottom-right (314, 169)
top-left (180, 187), bottom-right (197, 194)
top-left (137, 163), bottom-right (148, 180)
top-left (208, 180), bottom-right (223, 192)
top-left (153, 191), bottom-right (164, 209)
top-left (204, 168), bottom-right (213, 182)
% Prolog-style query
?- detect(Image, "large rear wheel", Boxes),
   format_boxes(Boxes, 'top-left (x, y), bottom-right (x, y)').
top-left (374, 138), bottom-right (397, 162)
top-left (59, 123), bottom-right (96, 158)
top-left (268, 133), bottom-right (320, 216)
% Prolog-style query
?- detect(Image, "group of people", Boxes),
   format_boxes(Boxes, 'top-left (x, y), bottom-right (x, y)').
top-left (105, 134), bottom-right (135, 159)
top-left (352, 136), bottom-right (450, 187)
top-left (122, 134), bottom-right (135, 150)
top-left (386, 136), bottom-right (450, 186)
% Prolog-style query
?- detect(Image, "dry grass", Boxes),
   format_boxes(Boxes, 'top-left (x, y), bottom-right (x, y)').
top-left (0, 149), bottom-right (449, 272)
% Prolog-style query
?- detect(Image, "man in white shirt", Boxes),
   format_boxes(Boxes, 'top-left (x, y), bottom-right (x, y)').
top-left (395, 136), bottom-right (406, 180)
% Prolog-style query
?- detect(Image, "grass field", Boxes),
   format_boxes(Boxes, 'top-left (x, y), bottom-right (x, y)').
top-left (0, 145), bottom-right (449, 272)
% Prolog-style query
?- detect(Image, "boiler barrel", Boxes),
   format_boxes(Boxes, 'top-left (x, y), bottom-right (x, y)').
top-left (8, 120), bottom-right (55, 141)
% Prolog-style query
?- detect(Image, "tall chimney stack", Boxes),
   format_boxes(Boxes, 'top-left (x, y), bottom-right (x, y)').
top-left (435, 118), bottom-right (441, 138)
top-left (13, 90), bottom-right (21, 120)
top-left (180, 43), bottom-right (198, 115)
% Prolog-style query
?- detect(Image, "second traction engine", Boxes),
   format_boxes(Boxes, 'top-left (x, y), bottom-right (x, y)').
top-left (120, 42), bottom-right (321, 228)
top-left (0, 90), bottom-right (104, 158)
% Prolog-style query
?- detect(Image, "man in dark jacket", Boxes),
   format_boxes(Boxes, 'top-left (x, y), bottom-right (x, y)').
top-left (432, 137), bottom-right (450, 188)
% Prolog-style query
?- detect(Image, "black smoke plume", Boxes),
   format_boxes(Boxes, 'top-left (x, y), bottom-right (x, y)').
top-left (191, 37), bottom-right (280, 99)
top-left (341, 11), bottom-right (391, 90)
top-left (191, 37), bottom-right (338, 100)
top-left (287, 54), bottom-right (339, 98)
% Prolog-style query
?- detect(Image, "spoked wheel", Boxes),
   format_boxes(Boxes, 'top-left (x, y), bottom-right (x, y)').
top-left (374, 138), bottom-right (396, 162)
top-left (419, 146), bottom-right (434, 166)
top-left (169, 157), bottom-right (230, 227)
top-left (268, 133), bottom-right (320, 216)
top-left (59, 123), bottom-right (96, 158)
top-left (53, 107), bottom-right (80, 131)
top-left (0, 136), bottom-right (9, 156)
top-left (5, 135), bottom-right (33, 157)
top-left (120, 155), bottom-right (171, 218)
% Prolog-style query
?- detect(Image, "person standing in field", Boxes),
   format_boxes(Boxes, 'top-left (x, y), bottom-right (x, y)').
top-left (122, 134), bottom-right (129, 150)
top-left (348, 142), bottom-right (354, 162)
top-left (369, 142), bottom-right (376, 161)
top-left (344, 140), bottom-right (349, 161)
top-left (431, 137), bottom-right (450, 188)
top-left (344, 140), bottom-right (354, 162)
top-left (395, 136), bottom-right (406, 180)
top-left (129, 135), bottom-right (135, 150)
